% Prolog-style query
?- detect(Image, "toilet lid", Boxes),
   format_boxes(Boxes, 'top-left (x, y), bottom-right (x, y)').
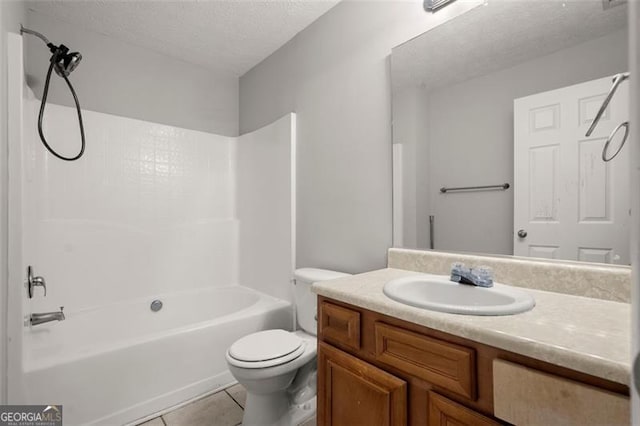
top-left (228, 329), bottom-right (303, 363)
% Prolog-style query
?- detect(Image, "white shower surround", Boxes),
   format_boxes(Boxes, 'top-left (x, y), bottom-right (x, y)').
top-left (25, 100), bottom-right (240, 315)
top-left (8, 35), bottom-right (297, 425)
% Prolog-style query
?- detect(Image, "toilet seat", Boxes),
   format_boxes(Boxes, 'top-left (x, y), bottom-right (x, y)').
top-left (227, 329), bottom-right (306, 369)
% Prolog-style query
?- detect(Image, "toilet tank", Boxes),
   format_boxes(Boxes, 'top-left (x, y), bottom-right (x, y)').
top-left (294, 268), bottom-right (351, 336)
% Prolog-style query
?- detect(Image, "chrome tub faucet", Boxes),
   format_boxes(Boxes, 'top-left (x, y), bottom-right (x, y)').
top-left (31, 307), bottom-right (65, 326)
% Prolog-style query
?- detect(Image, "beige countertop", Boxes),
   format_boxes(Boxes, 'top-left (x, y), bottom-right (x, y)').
top-left (311, 268), bottom-right (631, 386)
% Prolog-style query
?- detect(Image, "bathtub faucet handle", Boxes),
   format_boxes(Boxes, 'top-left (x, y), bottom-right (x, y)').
top-left (27, 265), bottom-right (47, 298)
top-left (33, 277), bottom-right (46, 295)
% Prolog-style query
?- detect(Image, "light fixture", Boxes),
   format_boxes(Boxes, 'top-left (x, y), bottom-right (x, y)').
top-left (424, 0), bottom-right (457, 12)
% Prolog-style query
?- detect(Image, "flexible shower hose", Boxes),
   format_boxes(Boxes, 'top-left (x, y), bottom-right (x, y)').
top-left (38, 58), bottom-right (85, 161)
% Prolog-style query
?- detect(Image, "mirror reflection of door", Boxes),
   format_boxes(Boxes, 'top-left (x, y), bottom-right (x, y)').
top-left (390, 0), bottom-right (630, 265)
top-left (514, 76), bottom-right (630, 264)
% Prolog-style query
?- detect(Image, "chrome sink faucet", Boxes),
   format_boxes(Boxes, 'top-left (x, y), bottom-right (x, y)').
top-left (31, 307), bottom-right (65, 326)
top-left (450, 263), bottom-right (494, 288)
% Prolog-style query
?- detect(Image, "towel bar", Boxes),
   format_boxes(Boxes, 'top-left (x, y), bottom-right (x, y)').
top-left (440, 183), bottom-right (510, 193)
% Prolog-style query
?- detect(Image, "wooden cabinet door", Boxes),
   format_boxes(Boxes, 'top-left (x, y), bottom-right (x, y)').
top-left (428, 392), bottom-right (501, 426)
top-left (318, 341), bottom-right (407, 426)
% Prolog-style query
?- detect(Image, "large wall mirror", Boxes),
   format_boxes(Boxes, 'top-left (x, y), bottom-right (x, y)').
top-left (391, 0), bottom-right (630, 265)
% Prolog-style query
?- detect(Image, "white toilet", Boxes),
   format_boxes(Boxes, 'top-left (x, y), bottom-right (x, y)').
top-left (226, 268), bottom-right (351, 426)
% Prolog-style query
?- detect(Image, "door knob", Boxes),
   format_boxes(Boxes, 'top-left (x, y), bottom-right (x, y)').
top-left (517, 229), bottom-right (528, 238)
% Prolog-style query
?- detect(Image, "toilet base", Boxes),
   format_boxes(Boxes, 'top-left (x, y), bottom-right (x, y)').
top-left (227, 330), bottom-right (318, 426)
top-left (241, 393), bottom-right (316, 426)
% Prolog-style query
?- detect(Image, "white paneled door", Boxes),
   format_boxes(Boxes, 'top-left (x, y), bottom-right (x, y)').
top-left (514, 75), bottom-right (630, 264)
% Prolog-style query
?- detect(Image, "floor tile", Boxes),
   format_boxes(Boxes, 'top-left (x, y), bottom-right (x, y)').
top-left (225, 384), bottom-right (247, 409)
top-left (162, 391), bottom-right (243, 426)
top-left (138, 417), bottom-right (165, 426)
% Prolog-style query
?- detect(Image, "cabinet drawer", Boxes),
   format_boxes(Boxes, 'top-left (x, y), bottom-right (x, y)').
top-left (429, 392), bottom-right (501, 426)
top-left (493, 360), bottom-right (630, 425)
top-left (374, 322), bottom-right (476, 399)
top-left (319, 301), bottom-right (361, 351)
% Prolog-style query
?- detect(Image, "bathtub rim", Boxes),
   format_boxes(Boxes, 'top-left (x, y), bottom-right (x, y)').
top-left (23, 284), bottom-right (292, 372)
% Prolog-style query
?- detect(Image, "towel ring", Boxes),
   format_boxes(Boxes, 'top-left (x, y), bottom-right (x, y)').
top-left (602, 121), bottom-right (629, 162)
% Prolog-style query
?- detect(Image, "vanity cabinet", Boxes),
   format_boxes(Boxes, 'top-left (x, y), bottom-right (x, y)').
top-left (317, 296), bottom-right (630, 426)
top-left (317, 341), bottom-right (407, 425)
top-left (427, 391), bottom-right (500, 426)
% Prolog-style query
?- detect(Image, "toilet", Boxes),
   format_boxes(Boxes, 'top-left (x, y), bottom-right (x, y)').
top-left (226, 268), bottom-right (351, 426)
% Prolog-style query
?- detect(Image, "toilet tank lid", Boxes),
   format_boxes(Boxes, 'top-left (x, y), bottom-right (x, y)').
top-left (294, 268), bottom-right (351, 283)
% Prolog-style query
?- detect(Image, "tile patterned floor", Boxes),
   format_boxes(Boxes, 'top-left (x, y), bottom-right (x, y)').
top-left (139, 384), bottom-right (316, 426)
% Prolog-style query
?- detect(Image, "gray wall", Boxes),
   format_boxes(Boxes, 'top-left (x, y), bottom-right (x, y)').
top-left (239, 0), bottom-right (480, 274)
top-left (403, 29), bottom-right (628, 255)
top-left (0, 0), bottom-right (27, 403)
top-left (25, 11), bottom-right (239, 136)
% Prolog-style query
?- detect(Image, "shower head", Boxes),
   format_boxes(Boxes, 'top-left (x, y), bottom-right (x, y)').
top-left (52, 45), bottom-right (82, 77)
top-left (20, 25), bottom-right (82, 77)
top-left (55, 52), bottom-right (82, 77)
top-left (20, 24), bottom-right (87, 162)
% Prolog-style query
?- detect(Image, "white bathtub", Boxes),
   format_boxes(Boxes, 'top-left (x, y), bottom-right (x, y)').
top-left (17, 286), bottom-right (292, 425)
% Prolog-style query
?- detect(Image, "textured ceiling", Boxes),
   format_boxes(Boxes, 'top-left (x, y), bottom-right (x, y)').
top-left (27, 0), bottom-right (340, 77)
top-left (392, 0), bottom-right (628, 91)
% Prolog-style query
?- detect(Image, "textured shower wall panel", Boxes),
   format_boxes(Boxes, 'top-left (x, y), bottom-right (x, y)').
top-left (237, 114), bottom-right (296, 302)
top-left (23, 101), bottom-right (238, 312)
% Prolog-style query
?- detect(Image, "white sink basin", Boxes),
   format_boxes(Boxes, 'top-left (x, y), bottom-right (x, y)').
top-left (383, 274), bottom-right (535, 316)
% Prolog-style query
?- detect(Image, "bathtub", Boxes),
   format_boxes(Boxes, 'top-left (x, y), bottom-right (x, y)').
top-left (16, 286), bottom-right (292, 425)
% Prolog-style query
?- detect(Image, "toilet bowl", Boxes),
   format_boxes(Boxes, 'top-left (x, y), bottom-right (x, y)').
top-left (226, 268), bottom-right (350, 426)
top-left (226, 330), bottom-right (317, 426)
